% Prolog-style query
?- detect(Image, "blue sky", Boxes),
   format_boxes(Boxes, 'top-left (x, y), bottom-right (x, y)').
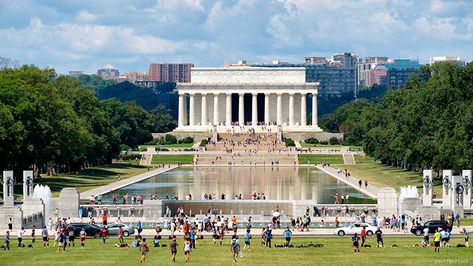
top-left (1, 0), bottom-right (472, 74)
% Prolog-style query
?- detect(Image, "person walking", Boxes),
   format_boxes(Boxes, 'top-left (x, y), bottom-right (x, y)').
top-left (8, 218), bottom-right (13, 231)
top-left (68, 228), bottom-right (75, 247)
top-left (170, 236), bottom-right (178, 263)
top-left (284, 226), bottom-right (292, 247)
top-left (31, 225), bottom-right (36, 244)
top-left (79, 228), bottom-right (87, 247)
top-left (358, 180), bottom-right (362, 188)
top-left (264, 226), bottom-right (272, 248)
top-left (243, 229), bottom-right (251, 251)
top-left (433, 228), bottom-right (442, 252)
top-left (101, 226), bottom-right (107, 244)
top-left (184, 238), bottom-right (191, 263)
top-left (455, 213), bottom-right (461, 227)
top-left (352, 233), bottom-right (360, 254)
top-left (17, 227), bottom-right (25, 248)
top-left (4, 231), bottom-right (10, 251)
top-left (361, 226), bottom-right (367, 247)
top-left (463, 228), bottom-right (469, 247)
top-left (42, 226), bottom-right (49, 247)
top-left (139, 238), bottom-right (149, 263)
top-left (375, 227), bottom-right (383, 247)
top-left (231, 235), bottom-right (240, 262)
top-left (118, 225), bottom-right (124, 244)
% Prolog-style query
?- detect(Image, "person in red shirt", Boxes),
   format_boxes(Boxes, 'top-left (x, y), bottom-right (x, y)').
top-left (118, 225), bottom-right (124, 244)
top-left (361, 226), bottom-right (367, 247)
top-left (102, 213), bottom-right (108, 226)
top-left (101, 226), bottom-right (107, 244)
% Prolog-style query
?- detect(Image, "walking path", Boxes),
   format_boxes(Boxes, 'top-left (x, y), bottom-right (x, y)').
top-left (80, 166), bottom-right (177, 200)
top-left (316, 164), bottom-right (380, 199)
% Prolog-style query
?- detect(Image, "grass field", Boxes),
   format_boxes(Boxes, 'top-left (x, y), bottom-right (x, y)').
top-left (151, 154), bottom-right (194, 165)
top-left (299, 143), bottom-right (361, 150)
top-left (299, 154), bottom-right (345, 164)
top-left (333, 155), bottom-right (425, 193)
top-left (139, 144), bottom-right (194, 151)
top-left (0, 236), bottom-right (471, 265)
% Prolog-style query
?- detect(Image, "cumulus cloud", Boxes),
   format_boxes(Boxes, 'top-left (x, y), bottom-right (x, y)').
top-left (76, 10), bottom-right (98, 22)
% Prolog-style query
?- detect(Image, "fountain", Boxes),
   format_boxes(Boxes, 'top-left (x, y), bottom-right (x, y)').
top-left (32, 184), bottom-right (52, 221)
top-left (398, 185), bottom-right (420, 216)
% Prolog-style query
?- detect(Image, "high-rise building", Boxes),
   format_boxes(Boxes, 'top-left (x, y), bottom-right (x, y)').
top-left (385, 59), bottom-right (421, 89)
top-left (68, 70), bottom-right (83, 78)
top-left (148, 63), bottom-right (193, 83)
top-left (430, 56), bottom-right (465, 66)
top-left (121, 71), bottom-right (148, 83)
top-left (97, 65), bottom-right (120, 80)
top-left (368, 66), bottom-right (388, 87)
top-left (357, 56), bottom-right (389, 86)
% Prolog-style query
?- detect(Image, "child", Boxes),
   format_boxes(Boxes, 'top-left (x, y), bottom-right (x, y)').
top-left (101, 226), bottom-right (107, 244)
top-left (79, 228), bottom-right (87, 247)
top-left (284, 226), bottom-right (292, 247)
top-left (231, 235), bottom-right (240, 262)
top-left (463, 228), bottom-right (469, 247)
top-left (170, 237), bottom-right (178, 263)
top-left (244, 229), bottom-right (251, 251)
top-left (433, 229), bottom-right (441, 252)
top-left (3, 231), bottom-right (10, 251)
top-left (184, 238), bottom-right (191, 263)
top-left (140, 238), bottom-right (149, 263)
top-left (352, 233), bottom-right (360, 254)
top-left (42, 226), bottom-right (49, 248)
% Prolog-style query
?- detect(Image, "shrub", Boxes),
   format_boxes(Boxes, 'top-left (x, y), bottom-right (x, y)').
top-left (305, 137), bottom-right (319, 144)
top-left (319, 140), bottom-right (329, 145)
top-left (200, 138), bottom-right (209, 147)
top-left (181, 136), bottom-right (194, 144)
top-left (285, 138), bottom-right (295, 147)
top-left (164, 134), bottom-right (177, 144)
top-left (329, 137), bottom-right (340, 145)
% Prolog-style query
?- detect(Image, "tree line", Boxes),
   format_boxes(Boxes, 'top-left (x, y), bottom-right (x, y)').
top-left (0, 66), bottom-right (176, 179)
top-left (320, 62), bottom-right (473, 172)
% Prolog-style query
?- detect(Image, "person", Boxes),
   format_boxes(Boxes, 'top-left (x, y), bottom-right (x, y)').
top-left (352, 233), bottom-right (360, 254)
top-left (358, 180), bottom-right (362, 188)
top-left (375, 227), bottom-right (383, 247)
top-left (189, 229), bottom-right (196, 249)
top-left (422, 227), bottom-right (430, 247)
top-left (433, 228), bottom-right (442, 252)
top-left (153, 234), bottom-right (160, 247)
top-left (58, 229), bottom-right (66, 252)
top-left (463, 228), bottom-right (469, 247)
top-left (118, 225), bottom-right (124, 244)
top-left (360, 226), bottom-right (366, 247)
top-left (335, 216), bottom-right (340, 228)
top-left (31, 225), bottom-right (36, 244)
top-left (264, 226), bottom-right (272, 248)
top-left (17, 227), bottom-right (25, 248)
top-left (137, 221), bottom-right (143, 236)
top-left (4, 231), bottom-right (10, 251)
top-left (139, 238), bottom-right (149, 263)
top-left (68, 228), bottom-right (75, 247)
top-left (80, 228), bottom-right (87, 246)
top-left (101, 226), bottom-right (107, 244)
top-left (184, 238), bottom-right (191, 263)
top-left (170, 236), bottom-right (178, 263)
top-left (42, 226), bottom-right (49, 247)
top-left (102, 212), bottom-right (108, 226)
top-left (260, 227), bottom-right (266, 246)
top-left (364, 179), bottom-right (368, 188)
top-left (231, 235), bottom-right (240, 262)
top-left (455, 213), bottom-right (461, 227)
top-left (8, 218), bottom-right (12, 231)
top-left (284, 226), bottom-right (292, 247)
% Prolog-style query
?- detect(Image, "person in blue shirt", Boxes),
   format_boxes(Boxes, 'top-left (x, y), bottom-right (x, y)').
top-left (243, 229), bottom-right (251, 251)
top-left (352, 233), bottom-right (360, 254)
top-left (264, 226), bottom-right (272, 248)
top-left (137, 221), bottom-right (143, 235)
top-left (463, 228), bottom-right (469, 247)
top-left (284, 226), bottom-right (292, 247)
top-left (189, 229), bottom-right (196, 249)
top-left (440, 229), bottom-right (449, 247)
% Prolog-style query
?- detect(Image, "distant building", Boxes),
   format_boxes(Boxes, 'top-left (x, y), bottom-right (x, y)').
top-left (430, 56), bottom-right (465, 66)
top-left (368, 66), bottom-right (388, 87)
top-left (385, 59), bottom-right (422, 89)
top-left (121, 71), bottom-right (148, 83)
top-left (68, 70), bottom-right (83, 78)
top-left (357, 56), bottom-right (389, 86)
top-left (148, 63), bottom-right (193, 83)
top-left (97, 65), bottom-right (120, 80)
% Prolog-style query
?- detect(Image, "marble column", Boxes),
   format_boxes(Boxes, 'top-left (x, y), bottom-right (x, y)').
top-left (300, 93), bottom-right (306, 126)
top-left (178, 94), bottom-right (185, 127)
top-left (189, 93), bottom-right (195, 126)
top-left (311, 92), bottom-right (317, 127)
top-left (264, 93), bottom-right (270, 125)
top-left (226, 93), bottom-right (232, 126)
top-left (213, 93), bottom-right (219, 126)
top-left (276, 93), bottom-right (282, 126)
top-left (238, 93), bottom-right (244, 126)
top-left (252, 93), bottom-right (258, 126)
top-left (289, 93), bottom-right (294, 126)
top-left (201, 94), bottom-right (207, 126)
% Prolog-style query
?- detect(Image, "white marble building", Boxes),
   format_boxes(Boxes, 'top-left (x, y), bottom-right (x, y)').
top-left (174, 67), bottom-right (322, 133)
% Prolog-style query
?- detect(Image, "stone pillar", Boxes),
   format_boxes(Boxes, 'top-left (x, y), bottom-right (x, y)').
top-left (252, 93), bottom-right (258, 126)
top-left (59, 188), bottom-right (79, 218)
top-left (201, 94), bottom-right (207, 126)
top-left (300, 93), bottom-right (307, 126)
top-left (178, 94), bottom-right (185, 127)
top-left (289, 93), bottom-right (294, 126)
top-left (377, 187), bottom-right (398, 217)
top-left (311, 92), bottom-right (318, 127)
top-left (264, 93), bottom-right (270, 125)
top-left (422, 170), bottom-right (433, 206)
top-left (276, 93), bottom-right (282, 126)
top-left (189, 94), bottom-right (195, 126)
top-left (442, 170), bottom-right (453, 209)
top-left (23, 170), bottom-right (34, 201)
top-left (3, 170), bottom-right (14, 206)
top-left (238, 93), bottom-right (244, 126)
top-left (226, 93), bottom-right (232, 126)
top-left (462, 170), bottom-right (472, 209)
top-left (213, 94), bottom-right (219, 126)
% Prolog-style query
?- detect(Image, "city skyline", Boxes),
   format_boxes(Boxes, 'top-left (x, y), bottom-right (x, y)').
top-left (1, 0), bottom-right (472, 74)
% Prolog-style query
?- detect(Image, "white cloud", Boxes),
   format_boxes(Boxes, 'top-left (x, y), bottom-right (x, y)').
top-left (76, 10), bottom-right (98, 22)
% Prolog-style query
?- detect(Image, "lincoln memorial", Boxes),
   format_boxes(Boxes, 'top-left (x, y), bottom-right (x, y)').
top-left (174, 67), bottom-right (322, 133)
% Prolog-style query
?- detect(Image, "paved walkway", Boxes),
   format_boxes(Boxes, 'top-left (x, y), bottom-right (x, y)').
top-left (316, 164), bottom-right (380, 199)
top-left (80, 166), bottom-right (177, 200)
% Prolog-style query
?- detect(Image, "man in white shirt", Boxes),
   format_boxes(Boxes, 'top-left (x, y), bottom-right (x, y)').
top-left (422, 227), bottom-right (430, 247)
top-left (18, 227), bottom-right (25, 247)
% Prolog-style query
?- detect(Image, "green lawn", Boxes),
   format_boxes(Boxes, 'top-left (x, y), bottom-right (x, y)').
top-left (299, 154), bottom-right (345, 164)
top-left (151, 154), bottom-right (194, 165)
top-left (1, 236), bottom-right (471, 265)
top-left (139, 143), bottom-right (194, 151)
top-left (300, 143), bottom-right (361, 150)
top-left (333, 155), bottom-right (425, 193)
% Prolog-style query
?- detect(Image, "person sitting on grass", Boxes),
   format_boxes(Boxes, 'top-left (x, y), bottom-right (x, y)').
top-left (352, 233), bottom-right (360, 255)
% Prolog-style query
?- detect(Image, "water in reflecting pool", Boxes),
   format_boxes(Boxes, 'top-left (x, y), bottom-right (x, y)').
top-left (102, 167), bottom-right (374, 204)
